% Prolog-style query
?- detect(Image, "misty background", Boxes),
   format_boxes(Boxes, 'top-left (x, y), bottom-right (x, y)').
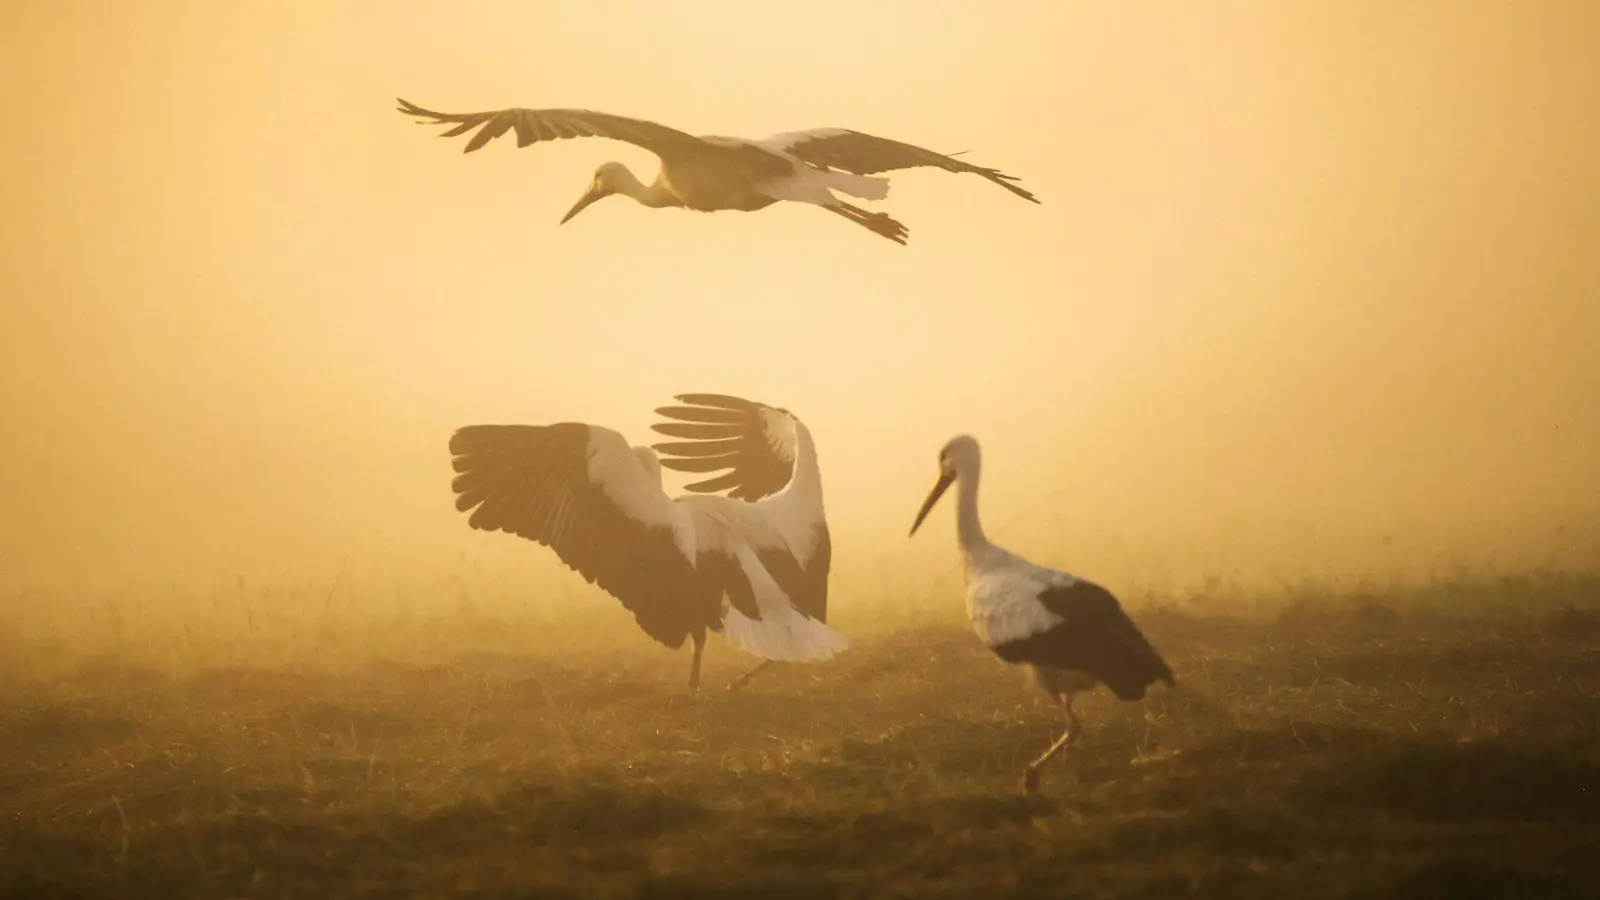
top-left (1, 1), bottom-right (1596, 621)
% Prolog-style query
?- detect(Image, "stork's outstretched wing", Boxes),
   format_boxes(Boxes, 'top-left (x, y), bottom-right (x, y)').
top-left (398, 98), bottom-right (703, 158)
top-left (649, 393), bottom-right (833, 622)
top-left (448, 422), bottom-right (715, 647)
top-left (759, 128), bottom-right (1040, 203)
top-left (647, 394), bottom-right (796, 502)
top-left (754, 527), bottom-right (832, 623)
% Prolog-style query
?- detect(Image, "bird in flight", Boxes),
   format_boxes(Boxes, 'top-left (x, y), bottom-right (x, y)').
top-left (397, 98), bottom-right (1038, 244)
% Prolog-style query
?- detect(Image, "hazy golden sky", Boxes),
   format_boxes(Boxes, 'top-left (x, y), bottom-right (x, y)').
top-left (2, 1), bottom-right (1597, 597)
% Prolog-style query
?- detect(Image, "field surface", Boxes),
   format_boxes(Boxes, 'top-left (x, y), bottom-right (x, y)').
top-left (3, 581), bottom-right (1599, 899)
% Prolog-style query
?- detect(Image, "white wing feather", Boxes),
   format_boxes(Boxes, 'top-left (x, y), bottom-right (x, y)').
top-left (585, 428), bottom-right (695, 561)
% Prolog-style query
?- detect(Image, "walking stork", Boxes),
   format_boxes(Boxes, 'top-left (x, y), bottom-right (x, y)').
top-left (908, 435), bottom-right (1175, 794)
top-left (448, 393), bottom-right (841, 693)
top-left (397, 98), bottom-right (1038, 244)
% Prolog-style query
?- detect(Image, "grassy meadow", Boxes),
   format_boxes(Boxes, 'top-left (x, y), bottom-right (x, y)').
top-left (2, 568), bottom-right (1598, 899)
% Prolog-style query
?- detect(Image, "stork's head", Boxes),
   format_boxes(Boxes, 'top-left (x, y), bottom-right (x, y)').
top-left (909, 435), bottom-right (981, 536)
top-left (560, 161), bottom-right (633, 224)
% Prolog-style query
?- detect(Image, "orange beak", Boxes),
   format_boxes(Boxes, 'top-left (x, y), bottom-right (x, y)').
top-left (909, 470), bottom-right (956, 536)
top-left (559, 184), bottom-right (606, 224)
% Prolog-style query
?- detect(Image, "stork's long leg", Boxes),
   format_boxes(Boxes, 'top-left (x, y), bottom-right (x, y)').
top-left (825, 203), bottom-right (909, 245)
top-left (727, 659), bottom-right (775, 693)
top-left (1023, 693), bottom-right (1082, 794)
top-left (688, 628), bottom-right (706, 694)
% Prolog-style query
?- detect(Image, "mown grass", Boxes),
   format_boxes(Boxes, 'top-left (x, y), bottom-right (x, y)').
top-left (2, 576), bottom-right (1598, 899)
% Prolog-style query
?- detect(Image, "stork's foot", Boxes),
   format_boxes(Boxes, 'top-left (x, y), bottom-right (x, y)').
top-left (826, 203), bottom-right (909, 245)
top-left (1023, 766), bottom-right (1042, 794)
top-left (864, 212), bottom-right (909, 244)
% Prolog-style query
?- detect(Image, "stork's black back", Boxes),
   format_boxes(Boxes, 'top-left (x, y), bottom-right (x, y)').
top-left (990, 580), bottom-right (1175, 701)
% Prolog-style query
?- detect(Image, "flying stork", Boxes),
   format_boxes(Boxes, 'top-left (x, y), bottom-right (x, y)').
top-left (396, 98), bottom-right (1038, 244)
top-left (908, 435), bottom-right (1176, 794)
top-left (448, 393), bottom-right (841, 693)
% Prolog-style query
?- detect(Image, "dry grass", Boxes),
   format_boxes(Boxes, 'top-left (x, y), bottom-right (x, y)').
top-left (2, 574), bottom-right (1599, 899)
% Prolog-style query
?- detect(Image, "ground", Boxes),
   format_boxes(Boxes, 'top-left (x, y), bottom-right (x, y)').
top-left (2, 576), bottom-right (1598, 899)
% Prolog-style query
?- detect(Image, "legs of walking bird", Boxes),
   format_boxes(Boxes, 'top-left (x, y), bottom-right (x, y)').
top-left (688, 629), bottom-right (705, 693)
top-left (1023, 692), bottom-right (1082, 794)
top-left (727, 659), bottom-right (775, 693)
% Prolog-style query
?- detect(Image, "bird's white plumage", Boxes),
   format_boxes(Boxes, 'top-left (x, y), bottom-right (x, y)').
top-left (611, 424), bottom-right (842, 660)
top-left (913, 435), bottom-right (1072, 647)
top-left (745, 136), bottom-right (893, 203)
top-left (631, 445), bottom-right (664, 485)
top-left (908, 433), bottom-right (1176, 794)
top-left (675, 498), bottom-right (839, 660)
top-left (585, 427), bottom-right (696, 560)
top-left (665, 402), bottom-right (829, 573)
top-left (449, 395), bottom-right (845, 687)
top-left (723, 603), bottom-right (849, 661)
top-left (719, 538), bottom-right (848, 662)
top-left (398, 98), bottom-right (1038, 245)
top-left (964, 564), bottom-right (1072, 647)
top-left (760, 166), bottom-right (892, 205)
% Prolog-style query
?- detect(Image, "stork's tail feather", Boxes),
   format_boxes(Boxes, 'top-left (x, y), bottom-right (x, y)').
top-left (721, 609), bottom-right (849, 662)
top-left (826, 171), bottom-right (891, 202)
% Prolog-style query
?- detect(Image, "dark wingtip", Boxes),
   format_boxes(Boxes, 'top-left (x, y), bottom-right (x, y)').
top-left (674, 393), bottom-right (761, 411)
top-left (446, 425), bottom-right (477, 454)
top-left (975, 166), bottom-right (1040, 204)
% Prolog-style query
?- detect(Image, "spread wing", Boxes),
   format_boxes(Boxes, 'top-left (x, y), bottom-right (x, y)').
top-left (647, 394), bottom-right (796, 501)
top-left (398, 97), bottom-right (704, 158)
top-left (760, 128), bottom-right (1039, 203)
top-left (649, 393), bottom-right (832, 621)
top-left (448, 422), bottom-right (715, 647)
top-left (755, 528), bottom-right (832, 622)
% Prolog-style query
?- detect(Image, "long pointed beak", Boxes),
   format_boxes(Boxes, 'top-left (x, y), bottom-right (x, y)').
top-left (559, 186), bottom-right (604, 225)
top-left (909, 470), bottom-right (956, 537)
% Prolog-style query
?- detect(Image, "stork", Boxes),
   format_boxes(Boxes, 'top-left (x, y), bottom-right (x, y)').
top-left (448, 394), bottom-right (841, 693)
top-left (396, 98), bottom-right (1038, 244)
top-left (908, 435), bottom-right (1175, 794)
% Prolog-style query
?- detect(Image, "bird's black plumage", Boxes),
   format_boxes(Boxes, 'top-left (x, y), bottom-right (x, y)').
top-left (398, 99), bottom-right (1037, 243)
top-left (756, 526), bottom-right (832, 622)
top-left (989, 580), bottom-right (1175, 701)
top-left (650, 394), bottom-right (797, 501)
top-left (650, 394), bottom-right (832, 623)
top-left (397, 98), bottom-right (794, 183)
top-left (398, 99), bottom-right (701, 158)
top-left (779, 129), bottom-right (1040, 204)
top-left (448, 423), bottom-right (727, 646)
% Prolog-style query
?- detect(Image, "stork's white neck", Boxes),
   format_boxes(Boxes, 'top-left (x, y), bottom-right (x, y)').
top-left (614, 166), bottom-right (678, 209)
top-left (783, 421), bottom-right (825, 509)
top-left (953, 460), bottom-right (999, 570)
